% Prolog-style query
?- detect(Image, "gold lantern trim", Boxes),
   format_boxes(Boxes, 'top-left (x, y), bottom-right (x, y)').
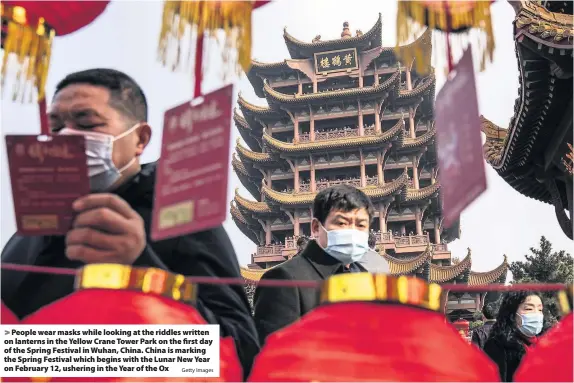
top-left (1, 4), bottom-right (55, 102)
top-left (158, 1), bottom-right (255, 80)
top-left (395, 1), bottom-right (495, 75)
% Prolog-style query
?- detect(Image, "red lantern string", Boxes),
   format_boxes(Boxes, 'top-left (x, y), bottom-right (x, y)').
top-left (444, 1), bottom-right (454, 73)
top-left (0, 263), bottom-right (568, 293)
top-left (194, 33), bottom-right (205, 98)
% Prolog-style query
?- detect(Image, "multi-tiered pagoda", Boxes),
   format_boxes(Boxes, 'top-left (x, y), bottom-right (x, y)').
top-left (231, 16), bottom-right (507, 320)
top-left (481, 0), bottom-right (573, 240)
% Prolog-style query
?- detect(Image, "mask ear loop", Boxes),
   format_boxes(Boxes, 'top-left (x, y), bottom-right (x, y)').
top-left (113, 123), bottom-right (142, 142)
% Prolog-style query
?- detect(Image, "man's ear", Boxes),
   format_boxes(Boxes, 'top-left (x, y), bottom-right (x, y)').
top-left (135, 123), bottom-right (152, 157)
top-left (311, 218), bottom-right (320, 235)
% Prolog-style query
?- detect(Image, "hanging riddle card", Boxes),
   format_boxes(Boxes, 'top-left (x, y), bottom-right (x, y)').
top-left (434, 48), bottom-right (487, 228)
top-left (5, 135), bottom-right (90, 236)
top-left (151, 85), bottom-right (233, 241)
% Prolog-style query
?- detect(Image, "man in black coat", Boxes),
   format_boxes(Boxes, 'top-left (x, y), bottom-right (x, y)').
top-left (253, 185), bottom-right (372, 342)
top-left (471, 302), bottom-right (497, 349)
top-left (1, 68), bottom-right (259, 376)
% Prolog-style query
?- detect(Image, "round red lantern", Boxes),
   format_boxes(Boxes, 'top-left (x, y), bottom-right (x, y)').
top-left (1, 1), bottom-right (110, 101)
top-left (452, 318), bottom-right (470, 338)
top-left (248, 274), bottom-right (500, 382)
top-left (20, 265), bottom-right (242, 383)
top-left (1, 301), bottom-right (19, 324)
top-left (514, 312), bottom-right (573, 382)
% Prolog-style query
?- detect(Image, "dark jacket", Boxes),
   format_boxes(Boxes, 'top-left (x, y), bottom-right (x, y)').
top-left (471, 320), bottom-right (496, 349)
top-left (253, 239), bottom-right (366, 343)
top-left (1, 162), bottom-right (259, 377)
top-left (483, 331), bottom-right (533, 382)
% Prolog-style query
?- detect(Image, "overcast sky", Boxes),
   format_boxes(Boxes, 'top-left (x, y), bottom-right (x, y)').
top-left (1, 0), bottom-right (571, 274)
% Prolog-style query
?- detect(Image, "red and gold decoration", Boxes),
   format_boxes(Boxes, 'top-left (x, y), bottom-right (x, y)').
top-left (452, 318), bottom-right (470, 339)
top-left (248, 274), bottom-right (500, 382)
top-left (157, 0), bottom-right (269, 97)
top-left (0, 1), bottom-right (110, 134)
top-left (20, 264), bottom-right (243, 382)
top-left (395, 0), bottom-right (495, 75)
top-left (1, 301), bottom-right (19, 324)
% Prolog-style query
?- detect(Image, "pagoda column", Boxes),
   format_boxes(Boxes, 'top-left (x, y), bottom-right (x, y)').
top-left (293, 210), bottom-right (300, 237)
top-left (358, 102), bottom-right (364, 135)
top-left (379, 203), bottom-right (388, 232)
top-left (297, 73), bottom-right (303, 95)
top-left (406, 67), bottom-right (413, 90)
top-left (359, 75), bottom-right (364, 88)
top-left (373, 61), bottom-right (379, 86)
top-left (266, 170), bottom-right (272, 187)
top-left (415, 206), bottom-right (423, 235)
top-left (359, 149), bottom-right (366, 187)
top-left (431, 166), bottom-right (437, 184)
top-left (310, 156), bottom-right (316, 192)
top-left (313, 79), bottom-right (317, 93)
top-left (293, 160), bottom-right (300, 192)
top-left (265, 221), bottom-right (272, 245)
top-left (374, 102), bottom-right (381, 133)
top-left (408, 108), bottom-right (416, 138)
top-left (309, 107), bottom-right (315, 141)
top-left (434, 216), bottom-right (441, 244)
top-left (377, 146), bottom-right (387, 185)
top-left (294, 116), bottom-right (300, 142)
top-left (412, 155), bottom-right (420, 189)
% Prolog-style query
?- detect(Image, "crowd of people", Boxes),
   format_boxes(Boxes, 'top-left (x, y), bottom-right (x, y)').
top-left (0, 68), bottom-right (560, 382)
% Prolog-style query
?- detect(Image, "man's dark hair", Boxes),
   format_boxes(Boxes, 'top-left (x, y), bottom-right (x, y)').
top-left (482, 302), bottom-right (497, 320)
top-left (368, 232), bottom-right (377, 249)
top-left (54, 68), bottom-right (148, 123)
top-left (313, 185), bottom-right (374, 225)
top-left (296, 236), bottom-right (309, 248)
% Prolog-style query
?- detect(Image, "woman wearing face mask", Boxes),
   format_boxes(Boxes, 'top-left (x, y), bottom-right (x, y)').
top-left (483, 292), bottom-right (545, 382)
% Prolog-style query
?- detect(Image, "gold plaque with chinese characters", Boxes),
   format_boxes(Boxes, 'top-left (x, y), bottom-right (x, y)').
top-left (314, 48), bottom-right (358, 75)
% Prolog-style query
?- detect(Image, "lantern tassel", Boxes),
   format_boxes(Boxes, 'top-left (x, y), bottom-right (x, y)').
top-left (157, 0), bottom-right (255, 92)
top-left (395, 0), bottom-right (495, 75)
top-left (1, 4), bottom-right (54, 103)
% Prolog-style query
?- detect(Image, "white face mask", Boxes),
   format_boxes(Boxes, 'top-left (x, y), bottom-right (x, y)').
top-left (59, 124), bottom-right (139, 192)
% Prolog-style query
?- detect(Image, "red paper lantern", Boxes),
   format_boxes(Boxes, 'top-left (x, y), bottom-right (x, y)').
top-left (249, 274), bottom-right (499, 382)
top-left (452, 318), bottom-right (470, 338)
top-left (514, 313), bottom-right (573, 382)
top-left (1, 301), bottom-right (19, 324)
top-left (18, 265), bottom-right (243, 382)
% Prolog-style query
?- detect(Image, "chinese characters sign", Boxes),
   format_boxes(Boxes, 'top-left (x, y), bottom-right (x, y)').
top-left (314, 48), bottom-right (358, 75)
top-left (435, 48), bottom-right (486, 228)
top-left (151, 85), bottom-right (233, 241)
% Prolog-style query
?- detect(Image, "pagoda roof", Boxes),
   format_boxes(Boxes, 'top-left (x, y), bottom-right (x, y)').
top-left (402, 181), bottom-right (441, 202)
top-left (240, 248), bottom-right (507, 286)
top-left (234, 188), bottom-right (274, 214)
top-left (381, 245), bottom-right (433, 275)
top-left (247, 59), bottom-right (309, 98)
top-left (261, 170), bottom-right (408, 206)
top-left (468, 255), bottom-right (509, 285)
top-left (234, 109), bottom-right (261, 151)
top-left (237, 93), bottom-right (285, 122)
top-left (230, 202), bottom-right (260, 244)
top-left (263, 70), bottom-right (400, 106)
top-left (395, 72), bottom-right (436, 101)
top-left (430, 249), bottom-right (472, 283)
top-left (263, 118), bottom-right (405, 154)
top-left (236, 139), bottom-right (276, 163)
top-left (402, 123), bottom-right (436, 149)
top-left (283, 14), bottom-right (383, 59)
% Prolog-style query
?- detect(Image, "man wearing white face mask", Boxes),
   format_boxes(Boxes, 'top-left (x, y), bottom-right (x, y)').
top-left (1, 68), bottom-right (259, 377)
top-left (254, 185), bottom-right (372, 342)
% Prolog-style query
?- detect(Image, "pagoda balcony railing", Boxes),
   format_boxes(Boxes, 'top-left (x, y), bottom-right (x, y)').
top-left (432, 244), bottom-right (449, 252)
top-left (255, 233), bottom-right (435, 258)
top-left (296, 125), bottom-right (376, 143)
top-left (288, 177), bottom-right (379, 193)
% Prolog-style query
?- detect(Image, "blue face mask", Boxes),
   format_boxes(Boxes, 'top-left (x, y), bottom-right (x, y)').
top-left (320, 224), bottom-right (369, 264)
top-left (517, 312), bottom-right (544, 337)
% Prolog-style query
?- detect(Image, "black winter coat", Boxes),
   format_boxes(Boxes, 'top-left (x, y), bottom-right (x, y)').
top-left (483, 332), bottom-right (533, 382)
top-left (1, 162), bottom-right (260, 377)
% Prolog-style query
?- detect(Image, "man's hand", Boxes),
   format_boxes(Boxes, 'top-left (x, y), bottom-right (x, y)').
top-left (66, 193), bottom-right (146, 264)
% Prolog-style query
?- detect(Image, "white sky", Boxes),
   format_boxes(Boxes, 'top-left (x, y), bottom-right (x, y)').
top-left (1, 0), bottom-right (572, 275)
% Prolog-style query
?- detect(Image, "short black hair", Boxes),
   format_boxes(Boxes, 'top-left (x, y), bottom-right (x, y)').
top-left (296, 236), bottom-right (309, 248)
top-left (313, 185), bottom-right (374, 225)
top-left (368, 232), bottom-right (377, 248)
top-left (482, 302), bottom-right (497, 320)
top-left (54, 68), bottom-right (148, 123)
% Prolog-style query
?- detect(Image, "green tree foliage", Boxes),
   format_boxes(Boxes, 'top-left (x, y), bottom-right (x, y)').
top-left (509, 236), bottom-right (573, 325)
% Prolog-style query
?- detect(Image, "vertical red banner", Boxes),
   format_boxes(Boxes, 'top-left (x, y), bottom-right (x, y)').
top-left (435, 48), bottom-right (486, 227)
top-left (151, 85), bottom-right (233, 241)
